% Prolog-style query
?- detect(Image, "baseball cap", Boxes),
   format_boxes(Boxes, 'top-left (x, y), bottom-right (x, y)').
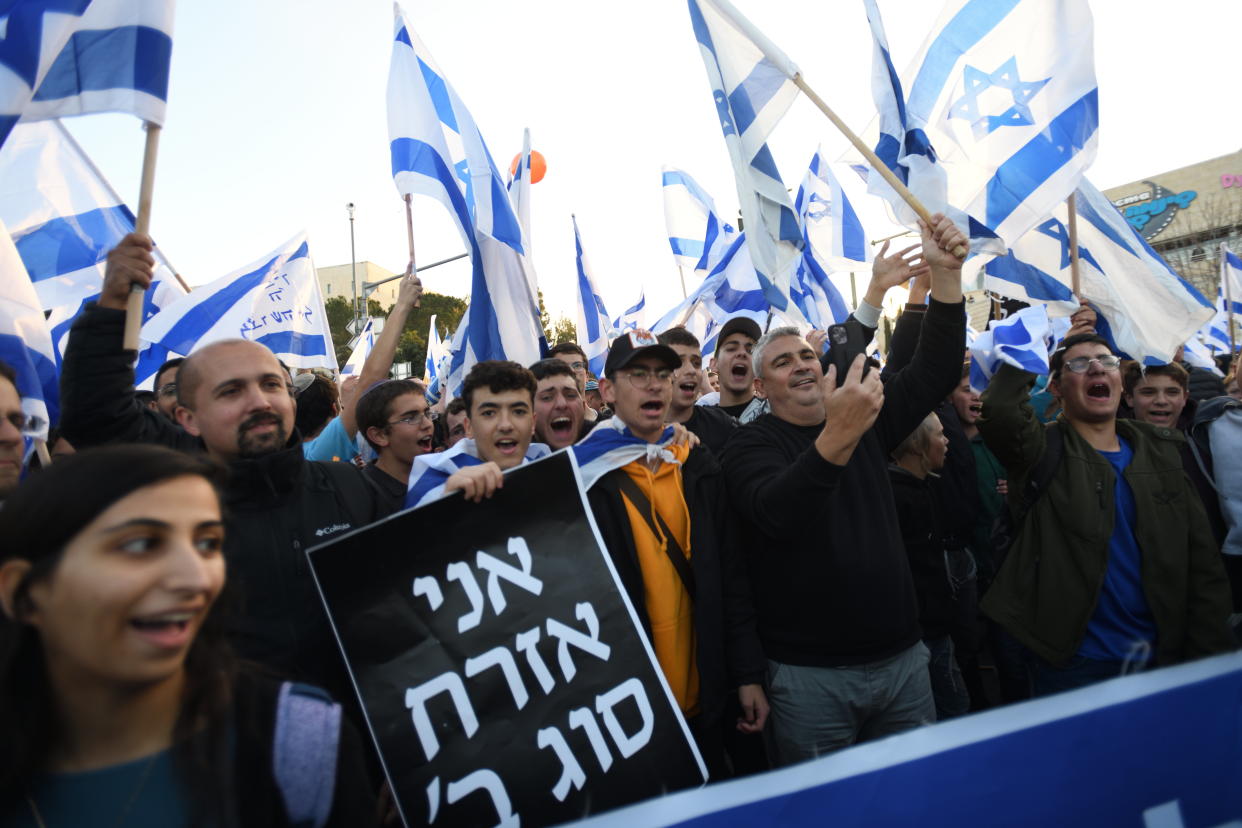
top-left (604, 330), bottom-right (680, 377)
top-left (714, 316), bottom-right (762, 355)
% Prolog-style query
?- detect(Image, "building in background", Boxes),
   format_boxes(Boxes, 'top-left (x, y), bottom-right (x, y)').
top-left (1103, 149), bottom-right (1242, 298)
top-left (316, 261), bottom-right (401, 309)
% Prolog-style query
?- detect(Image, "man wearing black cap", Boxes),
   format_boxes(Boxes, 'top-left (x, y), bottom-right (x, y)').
top-left (581, 330), bottom-right (768, 777)
top-left (705, 316), bottom-right (768, 424)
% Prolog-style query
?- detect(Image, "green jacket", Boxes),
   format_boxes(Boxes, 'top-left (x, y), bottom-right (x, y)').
top-left (978, 364), bottom-right (1234, 667)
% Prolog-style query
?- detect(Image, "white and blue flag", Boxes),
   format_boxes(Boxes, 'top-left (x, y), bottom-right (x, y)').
top-left (686, 0), bottom-right (802, 316)
top-left (791, 151), bottom-right (856, 327)
top-left (984, 179), bottom-right (1214, 364)
top-left (340, 317), bottom-right (375, 378)
top-left (140, 232), bottom-right (338, 371)
top-left (0, 119), bottom-right (183, 384)
top-left (507, 127), bottom-right (534, 253)
top-left (572, 215), bottom-right (612, 378)
top-left (1220, 244), bottom-right (1242, 316)
top-left (662, 166), bottom-right (738, 276)
top-left (968, 304), bottom-right (1055, 391)
top-left (388, 5), bottom-right (544, 397)
top-left (9, 0), bottom-right (174, 142)
top-left (404, 437), bottom-right (551, 510)
top-left (612, 291), bottom-right (646, 334)
top-left (570, 416), bottom-right (681, 491)
top-left (0, 219), bottom-right (57, 441)
top-left (867, 0), bottom-right (1099, 253)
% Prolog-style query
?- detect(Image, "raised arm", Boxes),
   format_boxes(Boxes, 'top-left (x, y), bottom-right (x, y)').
top-left (341, 268), bottom-right (423, 437)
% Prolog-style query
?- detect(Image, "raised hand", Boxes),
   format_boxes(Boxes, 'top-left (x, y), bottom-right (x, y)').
top-left (445, 462), bottom-right (504, 502)
top-left (864, 240), bottom-right (929, 306)
top-left (100, 233), bottom-right (155, 310)
top-left (815, 354), bottom-right (884, 465)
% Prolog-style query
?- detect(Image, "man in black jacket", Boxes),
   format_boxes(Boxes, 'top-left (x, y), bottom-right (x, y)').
top-left (582, 331), bottom-right (767, 778)
top-left (58, 232), bottom-right (391, 694)
top-left (721, 214), bottom-right (967, 765)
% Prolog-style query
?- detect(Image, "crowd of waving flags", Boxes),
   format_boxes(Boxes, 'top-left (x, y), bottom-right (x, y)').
top-left (1, 0), bottom-right (1239, 465)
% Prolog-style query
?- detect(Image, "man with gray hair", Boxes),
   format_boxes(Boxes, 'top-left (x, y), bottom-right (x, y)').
top-left (721, 215), bottom-right (968, 765)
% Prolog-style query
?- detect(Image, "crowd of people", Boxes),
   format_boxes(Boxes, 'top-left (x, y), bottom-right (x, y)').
top-left (1, 213), bottom-right (1239, 825)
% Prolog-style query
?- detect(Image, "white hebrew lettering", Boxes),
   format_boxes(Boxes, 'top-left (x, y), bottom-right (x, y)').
top-left (465, 646), bottom-right (529, 710)
top-left (404, 672), bottom-right (479, 762)
top-left (446, 769), bottom-right (519, 828)
top-left (536, 727), bottom-right (586, 802)
top-left (595, 678), bottom-right (654, 759)
top-left (413, 576), bottom-right (443, 612)
top-left (426, 776), bottom-right (440, 823)
top-left (515, 628), bottom-right (556, 695)
top-left (568, 707), bottom-right (613, 772)
top-left (446, 561), bottom-right (484, 633)
top-left (475, 537), bottom-right (543, 614)
top-left (546, 602), bottom-right (611, 682)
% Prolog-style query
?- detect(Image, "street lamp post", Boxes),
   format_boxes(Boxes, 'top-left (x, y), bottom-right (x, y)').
top-left (347, 202), bottom-right (358, 330)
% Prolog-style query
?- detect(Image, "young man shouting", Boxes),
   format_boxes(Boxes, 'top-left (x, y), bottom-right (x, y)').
top-left (356, 378), bottom-right (437, 510)
top-left (529, 358), bottom-right (588, 449)
top-left (659, 327), bottom-right (737, 455)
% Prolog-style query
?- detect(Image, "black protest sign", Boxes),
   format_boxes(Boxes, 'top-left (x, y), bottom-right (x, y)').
top-left (308, 450), bottom-right (707, 827)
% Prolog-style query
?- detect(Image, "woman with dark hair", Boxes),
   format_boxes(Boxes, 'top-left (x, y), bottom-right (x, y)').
top-left (0, 445), bottom-right (377, 827)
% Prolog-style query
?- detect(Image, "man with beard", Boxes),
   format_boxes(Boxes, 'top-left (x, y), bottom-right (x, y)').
top-left (529, 358), bottom-right (587, 448)
top-left (659, 327), bottom-right (737, 455)
top-left (58, 232), bottom-right (390, 695)
top-left (356, 378), bottom-right (437, 510)
top-left (980, 333), bottom-right (1235, 695)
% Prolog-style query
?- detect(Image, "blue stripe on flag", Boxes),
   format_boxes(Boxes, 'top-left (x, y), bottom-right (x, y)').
top-left (252, 330), bottom-right (329, 357)
top-left (728, 59), bottom-right (785, 136)
top-left (0, 332), bottom-right (60, 425)
top-left (156, 258), bottom-right (281, 355)
top-left (984, 89), bottom-right (1099, 231)
top-left (906, 0), bottom-right (1021, 116)
top-left (670, 237), bottom-right (706, 258)
top-left (12, 205), bottom-right (135, 282)
top-left (414, 56), bottom-right (459, 134)
top-left (985, 252), bottom-right (1076, 303)
top-left (32, 26), bottom-right (173, 101)
top-left (839, 187), bottom-right (866, 262)
top-left (0, 0), bottom-right (93, 87)
top-left (395, 24), bottom-right (412, 47)
top-left (390, 138), bottom-right (475, 235)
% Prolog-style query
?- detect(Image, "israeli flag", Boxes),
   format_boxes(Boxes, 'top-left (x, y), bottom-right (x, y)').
top-left (1183, 332), bottom-right (1224, 376)
top-left (140, 232), bottom-right (338, 371)
top-left (0, 219), bottom-right (57, 440)
top-left (572, 215), bottom-right (612, 378)
top-left (1194, 287), bottom-right (1234, 357)
top-left (507, 127), bottom-right (533, 252)
top-left (571, 416), bottom-right (679, 491)
top-left (388, 5), bottom-right (544, 398)
top-left (687, 0), bottom-right (802, 315)
top-left (7, 0), bottom-right (174, 146)
top-left (867, 0), bottom-right (1098, 253)
top-left (1221, 244), bottom-right (1242, 316)
top-left (405, 437), bottom-right (551, 510)
top-left (968, 304), bottom-right (1055, 391)
top-left (0, 120), bottom-right (183, 381)
top-left (340, 317), bottom-right (375, 377)
top-left (662, 167), bottom-right (738, 275)
top-left (791, 151), bottom-right (856, 327)
top-left (984, 179), bottom-right (1214, 364)
top-left (423, 313), bottom-right (441, 382)
top-left (612, 291), bottom-right (646, 333)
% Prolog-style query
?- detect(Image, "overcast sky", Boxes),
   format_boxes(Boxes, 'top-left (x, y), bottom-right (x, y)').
top-left (64, 0), bottom-right (1242, 328)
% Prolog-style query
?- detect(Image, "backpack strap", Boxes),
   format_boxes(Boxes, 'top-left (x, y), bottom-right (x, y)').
top-left (614, 472), bottom-right (697, 600)
top-left (273, 681), bottom-right (341, 828)
top-left (1016, 423), bottom-right (1063, 521)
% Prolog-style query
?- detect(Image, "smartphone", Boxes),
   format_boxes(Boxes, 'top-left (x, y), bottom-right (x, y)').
top-left (824, 323), bottom-right (868, 387)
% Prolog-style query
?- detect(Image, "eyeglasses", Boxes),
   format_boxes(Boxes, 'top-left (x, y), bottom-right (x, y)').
top-left (620, 367), bottom-right (674, 388)
top-left (387, 410), bottom-right (438, 428)
top-left (157, 382), bottom-right (177, 397)
top-left (3, 412), bottom-right (48, 436)
top-left (1063, 355), bottom-right (1122, 374)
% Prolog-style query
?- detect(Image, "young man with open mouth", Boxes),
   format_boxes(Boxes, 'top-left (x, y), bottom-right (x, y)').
top-left (980, 333), bottom-right (1234, 696)
top-left (659, 326), bottom-right (737, 455)
top-left (529, 358), bottom-right (588, 449)
top-left (356, 378), bottom-right (438, 511)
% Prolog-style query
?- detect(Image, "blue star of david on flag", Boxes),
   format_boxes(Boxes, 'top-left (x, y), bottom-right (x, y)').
top-left (1036, 217), bottom-right (1101, 273)
top-left (949, 57), bottom-right (1050, 139)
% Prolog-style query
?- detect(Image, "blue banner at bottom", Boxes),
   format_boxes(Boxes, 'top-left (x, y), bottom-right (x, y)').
top-left (576, 653), bottom-right (1242, 828)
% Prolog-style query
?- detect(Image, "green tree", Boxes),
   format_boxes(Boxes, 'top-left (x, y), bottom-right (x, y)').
top-left (393, 292), bottom-right (468, 374)
top-left (549, 316), bottom-right (578, 345)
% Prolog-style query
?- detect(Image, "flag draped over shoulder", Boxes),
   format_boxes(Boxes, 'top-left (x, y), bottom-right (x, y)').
top-left (572, 216), bottom-right (612, 378)
top-left (140, 232), bottom-right (338, 371)
top-left (570, 416), bottom-right (681, 491)
top-left (387, 4), bottom-right (544, 397)
top-left (686, 0), bottom-right (802, 316)
top-left (405, 437), bottom-right (551, 509)
top-left (864, 0), bottom-right (1098, 253)
top-left (0, 119), bottom-right (183, 383)
top-left (0, 220), bottom-right (58, 441)
top-left (662, 167), bottom-right (738, 276)
top-left (984, 179), bottom-right (1213, 364)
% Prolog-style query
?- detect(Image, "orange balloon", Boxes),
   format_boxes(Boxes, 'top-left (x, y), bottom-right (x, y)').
top-left (509, 150), bottom-right (547, 184)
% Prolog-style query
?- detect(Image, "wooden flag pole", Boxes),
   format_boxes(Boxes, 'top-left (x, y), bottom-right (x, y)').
top-left (790, 74), bottom-right (966, 259)
top-left (1067, 193), bottom-right (1082, 297)
top-left (676, 265), bottom-right (689, 299)
top-left (871, 230), bottom-right (916, 246)
top-left (122, 123), bottom-right (162, 351)
top-left (404, 194), bottom-right (421, 309)
top-left (35, 439), bottom-right (51, 467)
